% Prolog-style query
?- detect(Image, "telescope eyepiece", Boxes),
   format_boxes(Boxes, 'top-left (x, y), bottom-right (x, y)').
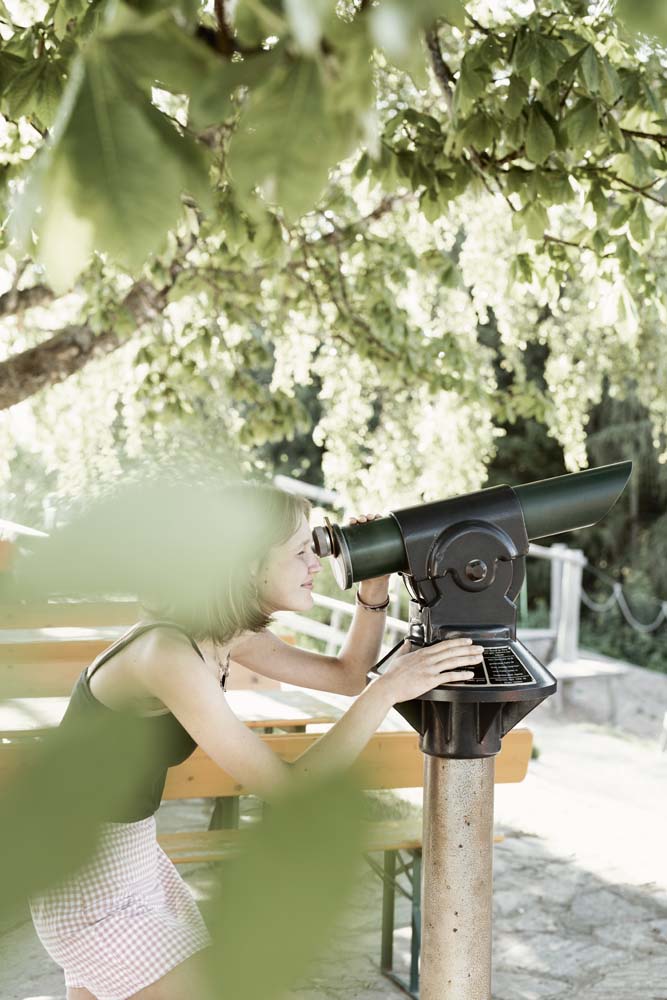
top-left (312, 520), bottom-right (335, 559)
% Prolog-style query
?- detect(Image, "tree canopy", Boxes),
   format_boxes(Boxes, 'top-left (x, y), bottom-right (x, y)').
top-left (1, 0), bottom-right (667, 513)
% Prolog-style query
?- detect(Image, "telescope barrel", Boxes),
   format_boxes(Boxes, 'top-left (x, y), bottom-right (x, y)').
top-left (312, 462), bottom-right (632, 587)
top-left (514, 461), bottom-right (632, 541)
top-left (312, 517), bottom-right (406, 588)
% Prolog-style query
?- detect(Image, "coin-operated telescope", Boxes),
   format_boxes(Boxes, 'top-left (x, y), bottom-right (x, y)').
top-left (313, 462), bottom-right (631, 1000)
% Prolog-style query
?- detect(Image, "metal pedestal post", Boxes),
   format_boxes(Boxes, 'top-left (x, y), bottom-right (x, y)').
top-left (421, 755), bottom-right (495, 1000)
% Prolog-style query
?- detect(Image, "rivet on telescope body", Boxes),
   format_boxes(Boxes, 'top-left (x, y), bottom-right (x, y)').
top-left (465, 558), bottom-right (487, 582)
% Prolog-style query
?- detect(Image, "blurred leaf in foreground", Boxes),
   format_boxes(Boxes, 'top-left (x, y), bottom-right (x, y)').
top-left (0, 713), bottom-right (152, 921)
top-left (616, 0), bottom-right (667, 42)
top-left (203, 771), bottom-right (365, 1000)
top-left (3, 473), bottom-right (284, 628)
top-left (13, 4), bottom-right (212, 292)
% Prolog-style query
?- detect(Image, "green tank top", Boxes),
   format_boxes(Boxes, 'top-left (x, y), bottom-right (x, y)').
top-left (60, 621), bottom-right (205, 823)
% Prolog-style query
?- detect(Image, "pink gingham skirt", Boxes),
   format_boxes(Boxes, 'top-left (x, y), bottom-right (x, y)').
top-left (30, 816), bottom-right (211, 1000)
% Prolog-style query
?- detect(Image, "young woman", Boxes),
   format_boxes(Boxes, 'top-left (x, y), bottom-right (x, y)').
top-left (30, 483), bottom-right (484, 1000)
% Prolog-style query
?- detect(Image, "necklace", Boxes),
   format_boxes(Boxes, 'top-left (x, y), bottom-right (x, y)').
top-left (217, 649), bottom-right (231, 691)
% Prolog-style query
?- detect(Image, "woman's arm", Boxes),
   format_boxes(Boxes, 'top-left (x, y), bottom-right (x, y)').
top-left (129, 629), bottom-right (483, 801)
top-left (229, 576), bottom-right (389, 696)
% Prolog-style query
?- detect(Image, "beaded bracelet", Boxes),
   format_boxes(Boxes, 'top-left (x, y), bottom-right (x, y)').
top-left (355, 590), bottom-right (390, 612)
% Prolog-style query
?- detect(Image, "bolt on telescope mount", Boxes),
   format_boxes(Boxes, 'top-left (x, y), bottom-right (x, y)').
top-left (313, 462), bottom-right (632, 758)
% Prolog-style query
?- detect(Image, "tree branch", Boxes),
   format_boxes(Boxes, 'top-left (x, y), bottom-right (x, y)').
top-left (621, 127), bottom-right (667, 149)
top-left (0, 283), bottom-right (54, 319)
top-left (312, 194), bottom-right (414, 247)
top-left (425, 26), bottom-right (455, 115)
top-left (0, 281), bottom-right (169, 411)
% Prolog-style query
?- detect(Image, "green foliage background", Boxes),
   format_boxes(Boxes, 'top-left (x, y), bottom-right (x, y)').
top-left (1, 0), bottom-right (667, 664)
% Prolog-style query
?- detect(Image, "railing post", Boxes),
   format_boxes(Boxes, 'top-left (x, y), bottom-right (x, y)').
top-left (325, 607), bottom-right (343, 656)
top-left (555, 549), bottom-right (584, 663)
top-left (549, 543), bottom-right (566, 635)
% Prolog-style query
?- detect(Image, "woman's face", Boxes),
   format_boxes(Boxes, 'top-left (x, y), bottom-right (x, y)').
top-left (258, 513), bottom-right (322, 613)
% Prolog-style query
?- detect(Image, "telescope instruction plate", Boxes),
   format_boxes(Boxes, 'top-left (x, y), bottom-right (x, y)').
top-left (463, 645), bottom-right (535, 686)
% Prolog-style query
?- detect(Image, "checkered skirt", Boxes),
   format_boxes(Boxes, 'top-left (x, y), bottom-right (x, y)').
top-left (30, 816), bottom-right (211, 1000)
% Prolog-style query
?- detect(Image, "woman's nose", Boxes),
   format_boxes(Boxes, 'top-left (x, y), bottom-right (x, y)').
top-left (309, 555), bottom-right (322, 573)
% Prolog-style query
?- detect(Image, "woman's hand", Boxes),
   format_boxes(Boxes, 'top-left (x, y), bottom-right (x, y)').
top-left (348, 513), bottom-right (391, 601)
top-left (378, 638), bottom-right (484, 703)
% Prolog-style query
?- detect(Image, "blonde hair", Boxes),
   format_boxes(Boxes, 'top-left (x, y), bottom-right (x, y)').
top-left (146, 482), bottom-right (311, 644)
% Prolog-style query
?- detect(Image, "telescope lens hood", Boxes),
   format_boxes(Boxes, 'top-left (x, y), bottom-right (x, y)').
top-left (515, 461), bottom-right (632, 541)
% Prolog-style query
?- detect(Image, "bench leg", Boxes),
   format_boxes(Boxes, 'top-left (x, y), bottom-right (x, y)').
top-left (409, 849), bottom-right (421, 996)
top-left (377, 848), bottom-right (420, 1000)
top-left (381, 850), bottom-right (396, 972)
top-left (209, 797), bottom-right (240, 830)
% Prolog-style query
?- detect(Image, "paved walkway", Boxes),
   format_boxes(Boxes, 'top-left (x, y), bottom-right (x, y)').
top-left (2, 661), bottom-right (666, 1000)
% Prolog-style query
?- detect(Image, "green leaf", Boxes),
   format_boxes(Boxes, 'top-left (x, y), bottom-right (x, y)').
top-left (535, 169), bottom-right (574, 206)
top-left (419, 189), bottom-right (441, 223)
top-left (455, 52), bottom-right (486, 113)
top-left (461, 110), bottom-right (499, 150)
top-left (629, 198), bottom-right (651, 243)
top-left (513, 28), bottom-right (538, 80)
top-left (284, 0), bottom-right (335, 54)
top-left (505, 113), bottom-right (526, 149)
top-left (616, 0), bottom-right (667, 43)
top-left (103, 3), bottom-right (245, 112)
top-left (505, 74), bottom-right (528, 119)
top-left (599, 59), bottom-right (623, 106)
top-left (324, 16), bottom-right (375, 117)
top-left (233, 0), bottom-right (286, 47)
top-left (228, 57), bottom-right (354, 219)
top-left (532, 35), bottom-right (564, 86)
top-left (525, 104), bottom-right (556, 164)
top-left (511, 252), bottom-right (534, 284)
top-left (505, 165), bottom-right (530, 195)
top-left (609, 201), bottom-right (633, 230)
top-left (558, 46), bottom-right (585, 84)
top-left (2, 58), bottom-right (65, 128)
top-left (591, 228), bottom-right (608, 254)
top-left (605, 112), bottom-right (626, 152)
top-left (514, 200), bottom-right (549, 240)
top-left (189, 52), bottom-right (279, 131)
top-left (564, 97), bottom-right (599, 150)
top-left (613, 140), bottom-right (653, 186)
top-left (53, 0), bottom-right (89, 40)
top-left (15, 46), bottom-right (210, 290)
top-left (587, 181), bottom-right (608, 220)
top-left (0, 52), bottom-right (25, 93)
top-left (579, 45), bottom-right (600, 93)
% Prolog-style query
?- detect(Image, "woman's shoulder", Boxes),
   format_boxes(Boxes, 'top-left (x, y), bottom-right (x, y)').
top-left (126, 621), bottom-right (203, 668)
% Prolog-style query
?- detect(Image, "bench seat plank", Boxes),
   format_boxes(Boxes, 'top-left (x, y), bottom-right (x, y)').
top-left (163, 729), bottom-right (532, 799)
top-left (159, 817), bottom-right (507, 866)
top-left (0, 690), bottom-right (341, 739)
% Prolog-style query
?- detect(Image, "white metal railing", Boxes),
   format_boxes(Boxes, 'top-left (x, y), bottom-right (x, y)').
top-left (0, 518), bottom-right (48, 540)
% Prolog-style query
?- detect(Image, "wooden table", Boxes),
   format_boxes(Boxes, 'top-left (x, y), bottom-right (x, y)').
top-left (0, 688), bottom-right (344, 741)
